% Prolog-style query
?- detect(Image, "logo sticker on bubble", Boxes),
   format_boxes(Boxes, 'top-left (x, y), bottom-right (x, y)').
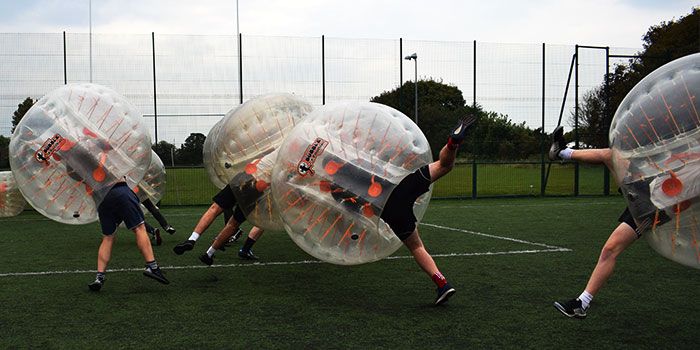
top-left (297, 137), bottom-right (328, 177)
top-left (34, 134), bottom-right (66, 165)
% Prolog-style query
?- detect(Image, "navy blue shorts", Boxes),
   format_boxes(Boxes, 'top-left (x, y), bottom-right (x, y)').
top-left (618, 207), bottom-right (637, 232)
top-left (97, 183), bottom-right (145, 235)
top-left (381, 165), bottom-right (432, 241)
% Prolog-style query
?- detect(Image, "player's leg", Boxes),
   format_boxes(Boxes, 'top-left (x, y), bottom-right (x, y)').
top-left (144, 221), bottom-right (162, 246)
top-left (403, 230), bottom-right (456, 305)
top-left (89, 233), bottom-right (115, 291)
top-left (199, 207), bottom-right (246, 265)
top-left (554, 222), bottom-right (637, 318)
top-left (175, 185), bottom-right (236, 255)
top-left (132, 223), bottom-right (170, 284)
top-left (142, 198), bottom-right (175, 234)
top-left (548, 126), bottom-right (613, 169)
top-left (239, 226), bottom-right (265, 260)
top-left (428, 115), bottom-right (476, 182)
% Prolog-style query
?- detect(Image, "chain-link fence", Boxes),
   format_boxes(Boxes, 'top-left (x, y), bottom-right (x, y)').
top-left (0, 32), bottom-right (639, 204)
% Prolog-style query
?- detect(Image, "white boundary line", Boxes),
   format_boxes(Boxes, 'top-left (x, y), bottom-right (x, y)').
top-left (0, 223), bottom-right (571, 278)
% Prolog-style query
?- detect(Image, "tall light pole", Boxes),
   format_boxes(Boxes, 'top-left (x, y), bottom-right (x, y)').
top-left (89, 0), bottom-right (93, 83)
top-left (404, 53), bottom-right (417, 123)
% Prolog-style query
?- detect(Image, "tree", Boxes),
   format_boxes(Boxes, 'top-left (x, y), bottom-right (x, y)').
top-left (12, 97), bottom-right (35, 134)
top-left (152, 140), bottom-right (177, 167)
top-left (177, 133), bottom-right (206, 165)
top-left (371, 79), bottom-right (477, 159)
top-left (0, 135), bottom-right (10, 169)
top-left (577, 8), bottom-right (699, 146)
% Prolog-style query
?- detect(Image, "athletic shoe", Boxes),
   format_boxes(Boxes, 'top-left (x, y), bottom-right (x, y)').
top-left (238, 248), bottom-right (258, 260)
top-left (554, 298), bottom-right (588, 318)
top-left (448, 115), bottom-right (477, 144)
top-left (548, 126), bottom-right (567, 161)
top-left (153, 228), bottom-right (162, 246)
top-left (88, 278), bottom-right (103, 292)
top-left (173, 240), bottom-right (195, 255)
top-left (435, 283), bottom-right (456, 305)
top-left (143, 266), bottom-right (170, 285)
top-left (199, 253), bottom-right (214, 266)
top-left (164, 225), bottom-right (176, 235)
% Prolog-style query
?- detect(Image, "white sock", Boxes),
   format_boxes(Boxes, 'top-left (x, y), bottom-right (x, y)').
top-left (559, 148), bottom-right (574, 160)
top-left (578, 290), bottom-right (593, 309)
top-left (206, 246), bottom-right (217, 257)
top-left (188, 232), bottom-right (200, 241)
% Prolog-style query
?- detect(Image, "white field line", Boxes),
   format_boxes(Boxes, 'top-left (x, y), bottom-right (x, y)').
top-left (0, 223), bottom-right (571, 278)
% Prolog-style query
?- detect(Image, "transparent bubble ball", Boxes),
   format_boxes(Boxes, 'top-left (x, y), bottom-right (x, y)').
top-left (0, 171), bottom-right (26, 217)
top-left (9, 83), bottom-right (151, 224)
top-left (135, 150), bottom-right (166, 204)
top-left (271, 102), bottom-right (433, 265)
top-left (609, 53), bottom-right (700, 269)
top-left (205, 93), bottom-right (313, 230)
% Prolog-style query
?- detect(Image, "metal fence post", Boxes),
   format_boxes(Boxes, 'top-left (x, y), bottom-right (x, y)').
top-left (471, 159), bottom-right (477, 199)
top-left (238, 33), bottom-right (243, 104)
top-left (540, 43), bottom-right (545, 196)
top-left (322, 35), bottom-right (325, 105)
top-left (574, 44), bottom-right (580, 196)
top-left (63, 31), bottom-right (67, 84)
top-left (151, 32), bottom-right (158, 145)
top-left (473, 40), bottom-right (477, 107)
top-left (603, 46), bottom-right (611, 195)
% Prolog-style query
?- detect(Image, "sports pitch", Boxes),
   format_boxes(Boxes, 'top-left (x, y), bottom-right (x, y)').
top-left (1, 196), bottom-right (699, 348)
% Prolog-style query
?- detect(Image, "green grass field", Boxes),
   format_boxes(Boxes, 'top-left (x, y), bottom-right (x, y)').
top-left (1, 196), bottom-right (699, 348)
top-left (162, 163), bottom-right (616, 205)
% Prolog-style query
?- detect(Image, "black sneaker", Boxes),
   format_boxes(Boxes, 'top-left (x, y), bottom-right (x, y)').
top-left (435, 283), bottom-right (456, 305)
top-left (238, 248), bottom-right (258, 260)
top-left (199, 253), bottom-right (214, 266)
top-left (88, 278), bottom-right (104, 292)
top-left (153, 228), bottom-right (162, 246)
top-left (143, 266), bottom-right (170, 285)
top-left (448, 115), bottom-right (478, 144)
top-left (164, 225), bottom-right (176, 235)
top-left (554, 298), bottom-right (588, 318)
top-left (173, 240), bottom-right (195, 255)
top-left (548, 126), bottom-right (567, 161)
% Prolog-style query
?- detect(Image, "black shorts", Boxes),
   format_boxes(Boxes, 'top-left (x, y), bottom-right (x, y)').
top-left (618, 207), bottom-right (639, 237)
top-left (212, 184), bottom-right (237, 210)
top-left (380, 165), bottom-right (431, 241)
top-left (97, 183), bottom-right (145, 235)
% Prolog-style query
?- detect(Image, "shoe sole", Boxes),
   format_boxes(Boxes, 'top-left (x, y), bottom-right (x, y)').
top-left (173, 244), bottom-right (194, 255)
top-left (143, 271), bottom-right (170, 285)
top-left (88, 283), bottom-right (102, 292)
top-left (435, 288), bottom-right (456, 305)
top-left (553, 302), bottom-right (587, 319)
top-left (199, 255), bottom-right (214, 266)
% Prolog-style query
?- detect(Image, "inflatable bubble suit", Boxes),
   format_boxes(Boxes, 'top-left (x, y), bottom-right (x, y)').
top-left (609, 53), bottom-right (700, 269)
top-left (207, 93), bottom-right (313, 230)
top-left (0, 171), bottom-right (26, 217)
top-left (271, 102), bottom-right (433, 265)
top-left (203, 117), bottom-right (229, 189)
top-left (9, 83), bottom-right (152, 224)
top-left (134, 150), bottom-right (167, 204)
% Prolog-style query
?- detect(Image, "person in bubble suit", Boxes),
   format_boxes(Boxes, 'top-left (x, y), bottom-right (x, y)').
top-left (549, 126), bottom-right (669, 318)
top-left (172, 151), bottom-right (279, 264)
top-left (321, 115), bottom-right (476, 305)
top-left (57, 131), bottom-right (169, 291)
top-left (137, 192), bottom-right (177, 246)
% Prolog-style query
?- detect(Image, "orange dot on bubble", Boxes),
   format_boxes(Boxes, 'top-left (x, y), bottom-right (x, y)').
top-left (324, 161), bottom-right (340, 175)
top-left (0, 183), bottom-right (7, 192)
top-left (318, 180), bottom-right (331, 192)
top-left (92, 167), bottom-right (106, 182)
top-left (368, 181), bottom-right (382, 198)
top-left (255, 180), bottom-right (270, 192)
top-left (662, 177), bottom-right (683, 197)
top-left (245, 163), bottom-right (258, 175)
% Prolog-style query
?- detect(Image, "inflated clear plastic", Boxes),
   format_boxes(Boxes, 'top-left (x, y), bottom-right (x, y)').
top-left (271, 102), bottom-right (433, 265)
top-left (9, 83), bottom-right (151, 224)
top-left (134, 150), bottom-right (166, 204)
top-left (0, 171), bottom-right (26, 217)
top-left (217, 94), bottom-right (313, 230)
top-left (203, 117), bottom-right (229, 189)
top-left (609, 53), bottom-right (700, 269)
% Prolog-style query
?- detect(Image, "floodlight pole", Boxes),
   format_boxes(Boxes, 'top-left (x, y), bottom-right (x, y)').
top-left (89, 0), bottom-right (93, 83)
top-left (404, 53), bottom-right (418, 124)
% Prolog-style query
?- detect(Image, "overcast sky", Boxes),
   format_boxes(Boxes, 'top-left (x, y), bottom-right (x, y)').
top-left (0, 0), bottom-right (696, 47)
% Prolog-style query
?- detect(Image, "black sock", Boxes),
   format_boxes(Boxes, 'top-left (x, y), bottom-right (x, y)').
top-left (96, 271), bottom-right (106, 281)
top-left (242, 237), bottom-right (257, 251)
top-left (146, 260), bottom-right (159, 270)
